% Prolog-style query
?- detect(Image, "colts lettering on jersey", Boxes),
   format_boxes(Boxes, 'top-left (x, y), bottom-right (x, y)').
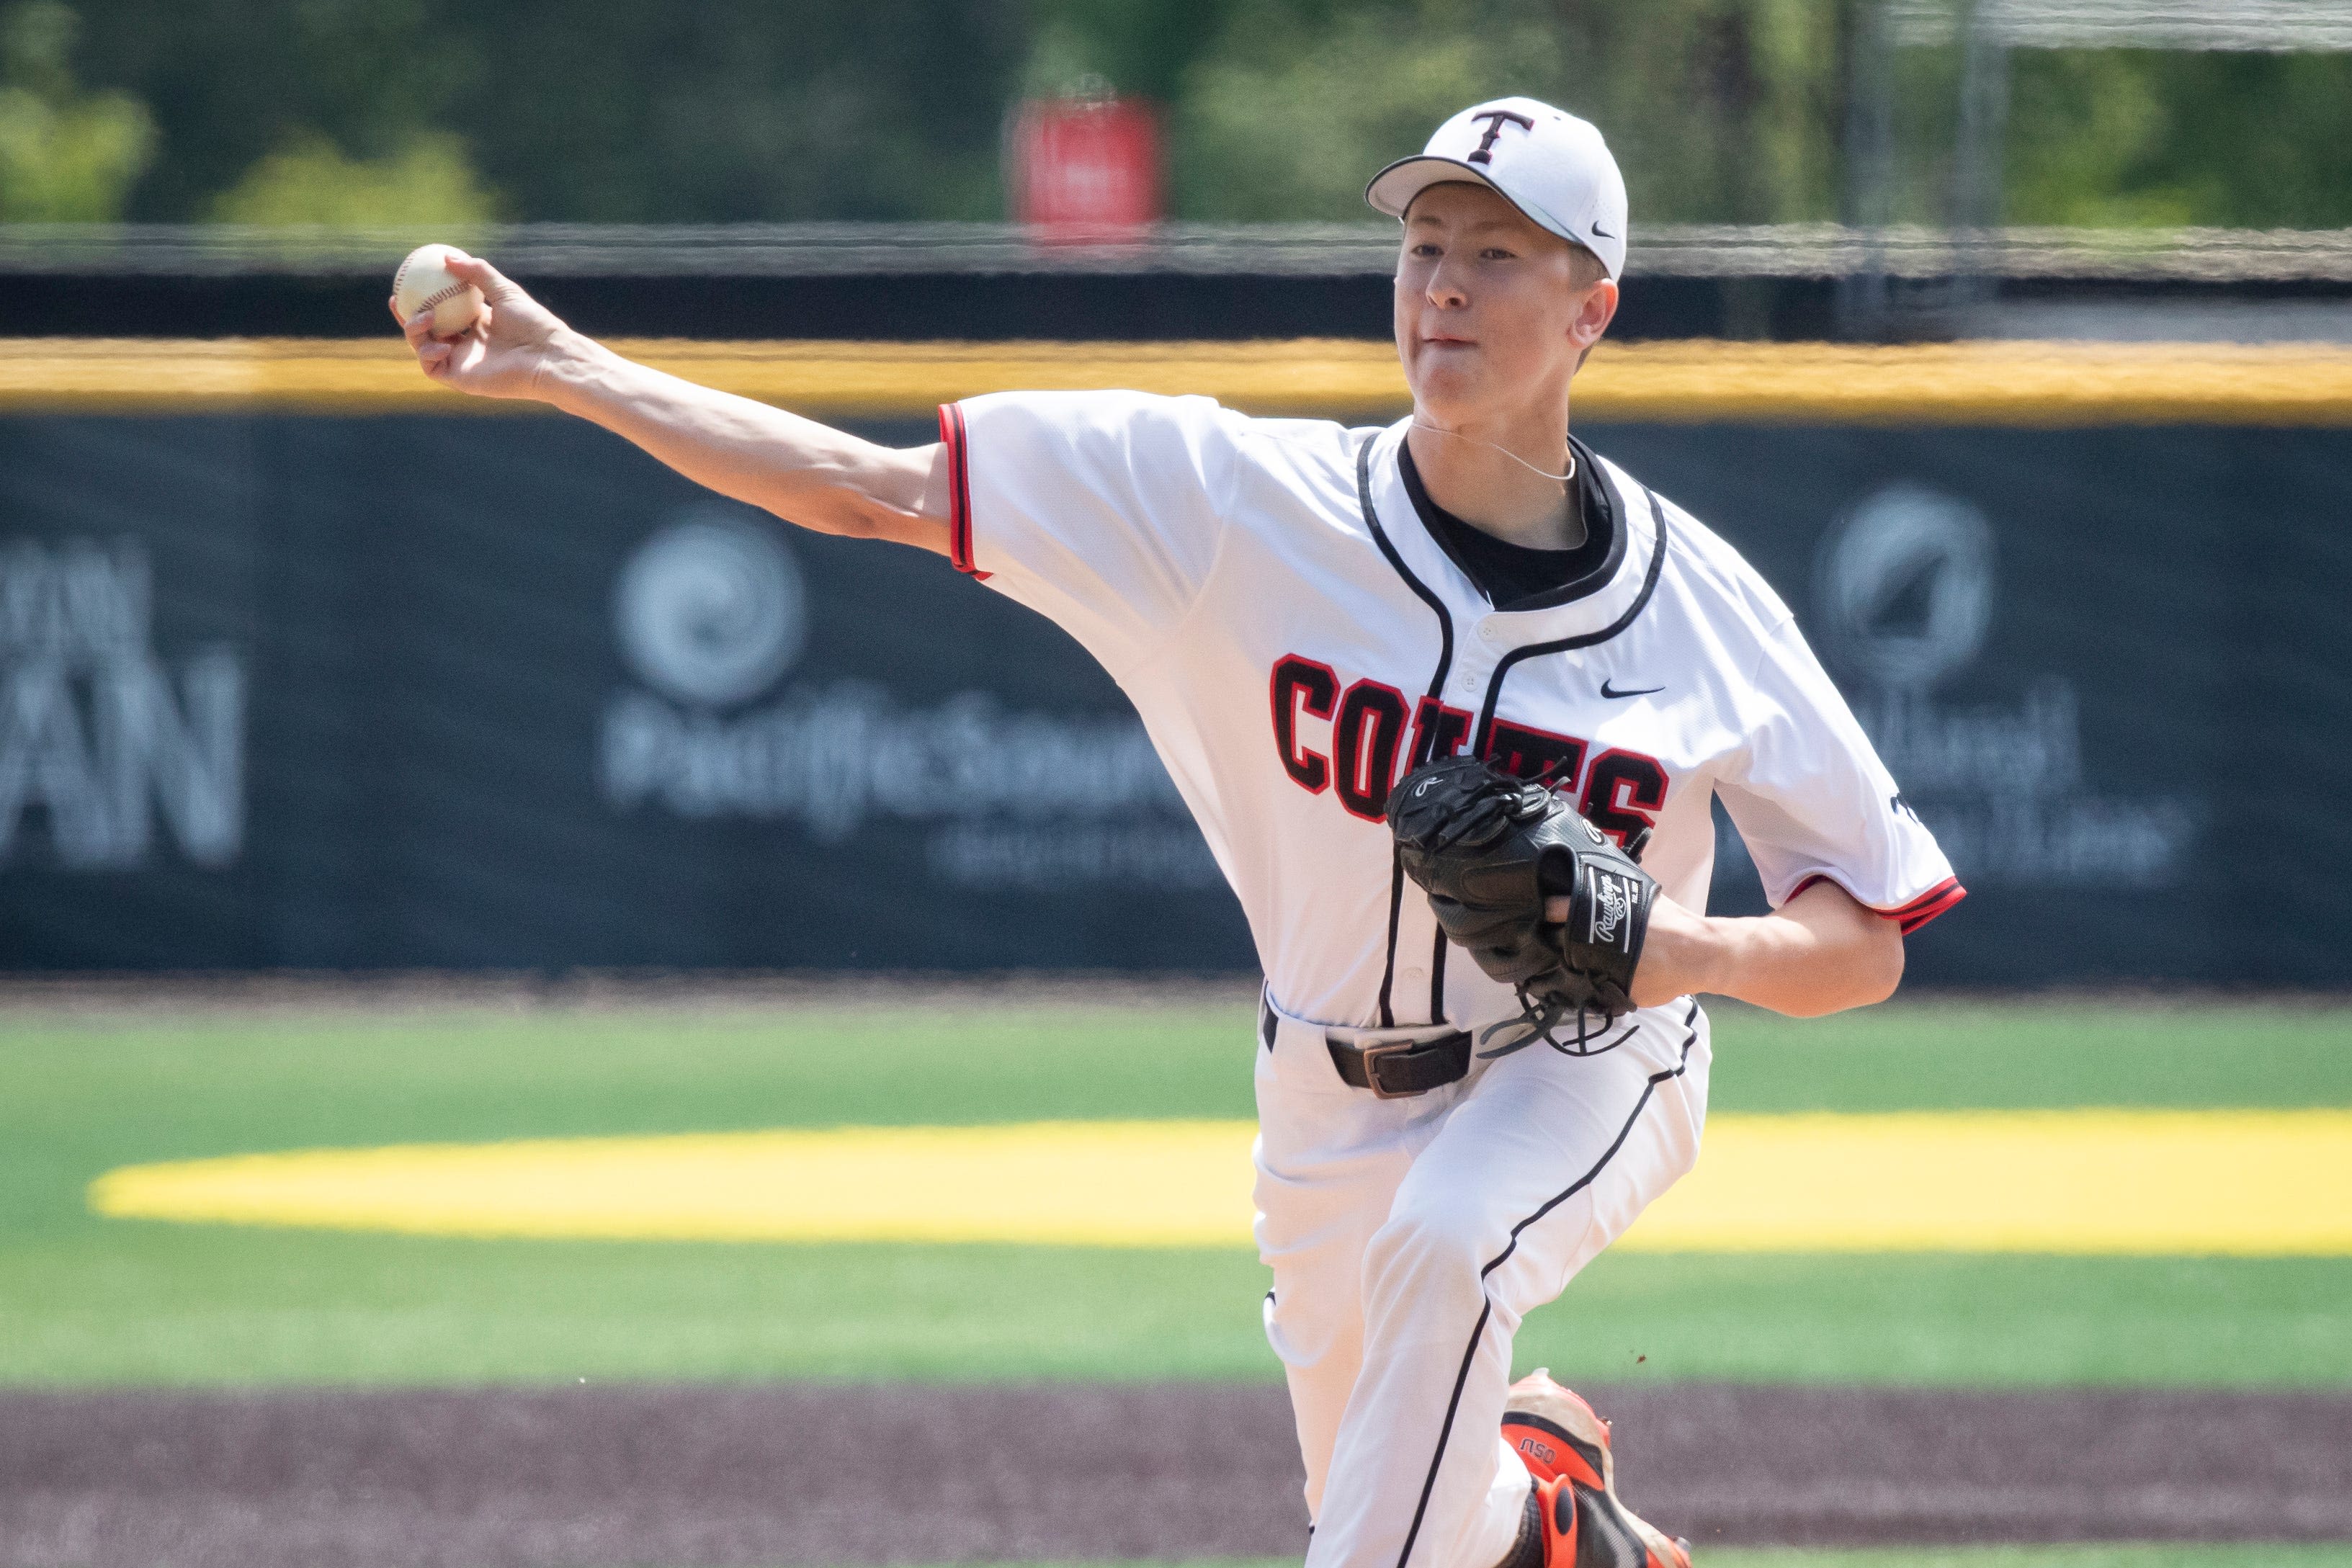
top-left (1269, 653), bottom-right (1668, 845)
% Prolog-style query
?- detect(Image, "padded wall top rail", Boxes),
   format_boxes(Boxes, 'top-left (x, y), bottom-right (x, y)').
top-left (7, 336), bottom-right (2352, 424)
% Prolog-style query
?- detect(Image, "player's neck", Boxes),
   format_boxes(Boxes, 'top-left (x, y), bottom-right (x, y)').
top-left (1403, 412), bottom-right (1583, 552)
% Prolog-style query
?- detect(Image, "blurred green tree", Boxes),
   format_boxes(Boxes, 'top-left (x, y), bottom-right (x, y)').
top-left (2006, 48), bottom-right (2352, 228)
top-left (1169, 0), bottom-right (1573, 220)
top-left (210, 131), bottom-right (502, 228)
top-left (1160, 0), bottom-right (1848, 224)
top-left (0, 0), bottom-right (153, 220)
top-left (64, 0), bottom-right (465, 220)
top-left (30, 0), bottom-right (2352, 228)
top-left (1550, 0), bottom-right (1846, 224)
top-left (68, 0), bottom-right (1024, 223)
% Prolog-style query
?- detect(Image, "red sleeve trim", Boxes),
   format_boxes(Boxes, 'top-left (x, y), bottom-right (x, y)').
top-left (1789, 873), bottom-right (1968, 934)
top-left (1890, 879), bottom-right (1967, 933)
top-left (936, 402), bottom-right (988, 580)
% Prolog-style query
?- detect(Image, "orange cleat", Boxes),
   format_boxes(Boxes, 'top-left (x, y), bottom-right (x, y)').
top-left (1501, 1368), bottom-right (1693, 1568)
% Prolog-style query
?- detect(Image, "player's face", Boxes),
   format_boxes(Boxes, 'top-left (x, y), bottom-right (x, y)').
top-left (1393, 183), bottom-right (1617, 430)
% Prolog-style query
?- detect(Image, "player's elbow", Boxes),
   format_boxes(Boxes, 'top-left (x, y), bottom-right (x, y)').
top-left (759, 448), bottom-right (949, 554)
top-left (777, 485), bottom-right (883, 538)
top-left (1818, 918), bottom-right (1905, 1013)
top-left (1853, 920), bottom-right (1905, 1007)
top-left (817, 489), bottom-right (952, 553)
top-left (749, 479), bottom-right (940, 552)
top-left (1768, 915), bottom-right (1904, 1018)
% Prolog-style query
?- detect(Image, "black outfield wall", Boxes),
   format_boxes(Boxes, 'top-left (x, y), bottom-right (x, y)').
top-left (0, 412), bottom-right (2344, 984)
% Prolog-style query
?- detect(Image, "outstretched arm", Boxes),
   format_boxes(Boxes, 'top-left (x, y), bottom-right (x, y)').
top-left (1619, 879), bottom-right (1905, 1016)
top-left (392, 254), bottom-right (949, 555)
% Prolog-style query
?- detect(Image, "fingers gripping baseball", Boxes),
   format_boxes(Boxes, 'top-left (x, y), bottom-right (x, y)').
top-left (387, 252), bottom-right (569, 400)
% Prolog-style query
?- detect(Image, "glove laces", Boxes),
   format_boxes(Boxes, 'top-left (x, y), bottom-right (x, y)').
top-left (1476, 985), bottom-right (1636, 1059)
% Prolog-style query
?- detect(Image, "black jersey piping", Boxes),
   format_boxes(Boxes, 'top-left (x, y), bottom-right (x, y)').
top-left (1356, 429), bottom-right (1454, 1029)
top-left (1399, 432), bottom-right (1624, 612)
top-left (1356, 430), bottom-right (1457, 709)
top-left (1389, 999), bottom-right (1703, 1568)
top-left (1470, 482), bottom-right (1671, 759)
top-left (1377, 852), bottom-right (1407, 1029)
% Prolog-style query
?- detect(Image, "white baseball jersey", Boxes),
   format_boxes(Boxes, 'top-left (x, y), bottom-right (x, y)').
top-left (936, 387), bottom-right (1964, 1568)
top-left (937, 390), bottom-right (1962, 1032)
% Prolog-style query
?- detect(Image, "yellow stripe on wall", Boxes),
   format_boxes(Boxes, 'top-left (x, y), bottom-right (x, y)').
top-left (8, 337), bottom-right (2352, 423)
top-left (89, 1109), bottom-right (2352, 1256)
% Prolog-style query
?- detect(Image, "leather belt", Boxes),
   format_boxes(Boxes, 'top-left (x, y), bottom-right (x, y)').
top-left (1325, 1027), bottom-right (1473, 1099)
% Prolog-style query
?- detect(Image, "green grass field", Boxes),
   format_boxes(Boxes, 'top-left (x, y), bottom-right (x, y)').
top-left (1044, 1554), bottom-right (2352, 1568)
top-left (1041, 1554), bottom-right (2352, 1568)
top-left (3, 997), bottom-right (2348, 1388)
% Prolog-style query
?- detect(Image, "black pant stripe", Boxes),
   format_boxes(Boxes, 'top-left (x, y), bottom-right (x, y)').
top-left (1387, 1000), bottom-right (1702, 1568)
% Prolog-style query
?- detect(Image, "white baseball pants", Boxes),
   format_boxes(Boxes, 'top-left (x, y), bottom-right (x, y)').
top-left (1253, 992), bottom-right (1712, 1568)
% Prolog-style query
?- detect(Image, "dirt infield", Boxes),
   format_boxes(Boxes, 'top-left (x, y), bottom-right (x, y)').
top-left (3, 1383), bottom-right (2346, 1568)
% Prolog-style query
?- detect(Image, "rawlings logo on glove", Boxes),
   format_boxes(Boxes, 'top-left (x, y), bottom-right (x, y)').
top-left (1588, 871), bottom-right (1635, 949)
top-left (1386, 755), bottom-right (1659, 1054)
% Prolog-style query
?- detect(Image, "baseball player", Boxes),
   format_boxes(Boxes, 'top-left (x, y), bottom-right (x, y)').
top-left (398, 97), bottom-right (1961, 1568)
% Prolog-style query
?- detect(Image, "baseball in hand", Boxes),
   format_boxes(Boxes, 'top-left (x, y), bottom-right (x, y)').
top-left (393, 245), bottom-right (486, 339)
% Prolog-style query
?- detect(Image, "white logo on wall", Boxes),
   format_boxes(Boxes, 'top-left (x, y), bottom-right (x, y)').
top-left (1812, 483), bottom-right (2194, 887)
top-left (615, 511), bottom-right (805, 708)
top-left (0, 537), bottom-right (243, 869)
top-left (1817, 485), bottom-right (1993, 694)
top-left (597, 506), bottom-right (1217, 890)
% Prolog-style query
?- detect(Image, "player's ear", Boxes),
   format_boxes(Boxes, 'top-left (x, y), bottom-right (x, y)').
top-left (1568, 277), bottom-right (1618, 351)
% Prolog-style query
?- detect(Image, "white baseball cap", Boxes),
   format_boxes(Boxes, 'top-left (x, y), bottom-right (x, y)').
top-left (1365, 97), bottom-right (1629, 280)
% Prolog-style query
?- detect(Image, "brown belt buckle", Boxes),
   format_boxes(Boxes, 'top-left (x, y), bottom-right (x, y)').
top-left (1325, 1026), bottom-right (1472, 1099)
top-left (1356, 1036), bottom-right (1431, 1098)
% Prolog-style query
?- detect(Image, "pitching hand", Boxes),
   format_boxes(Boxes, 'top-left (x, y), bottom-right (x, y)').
top-left (388, 254), bottom-right (572, 401)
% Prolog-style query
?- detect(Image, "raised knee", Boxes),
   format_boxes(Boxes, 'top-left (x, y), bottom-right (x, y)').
top-left (1363, 1193), bottom-right (1493, 1296)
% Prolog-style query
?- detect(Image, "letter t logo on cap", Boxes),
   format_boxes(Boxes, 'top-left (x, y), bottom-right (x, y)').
top-left (1466, 109), bottom-right (1534, 164)
top-left (1364, 97), bottom-right (1631, 279)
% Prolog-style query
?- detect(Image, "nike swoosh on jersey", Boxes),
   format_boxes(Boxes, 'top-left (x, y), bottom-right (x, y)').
top-left (1599, 679), bottom-right (1663, 699)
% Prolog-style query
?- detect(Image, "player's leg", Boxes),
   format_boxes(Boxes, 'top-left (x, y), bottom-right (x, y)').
top-left (1253, 998), bottom-right (1454, 1526)
top-left (1303, 1001), bottom-right (1712, 1568)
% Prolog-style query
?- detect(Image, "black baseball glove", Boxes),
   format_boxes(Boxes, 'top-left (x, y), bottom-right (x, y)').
top-left (1387, 755), bottom-right (1659, 1054)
